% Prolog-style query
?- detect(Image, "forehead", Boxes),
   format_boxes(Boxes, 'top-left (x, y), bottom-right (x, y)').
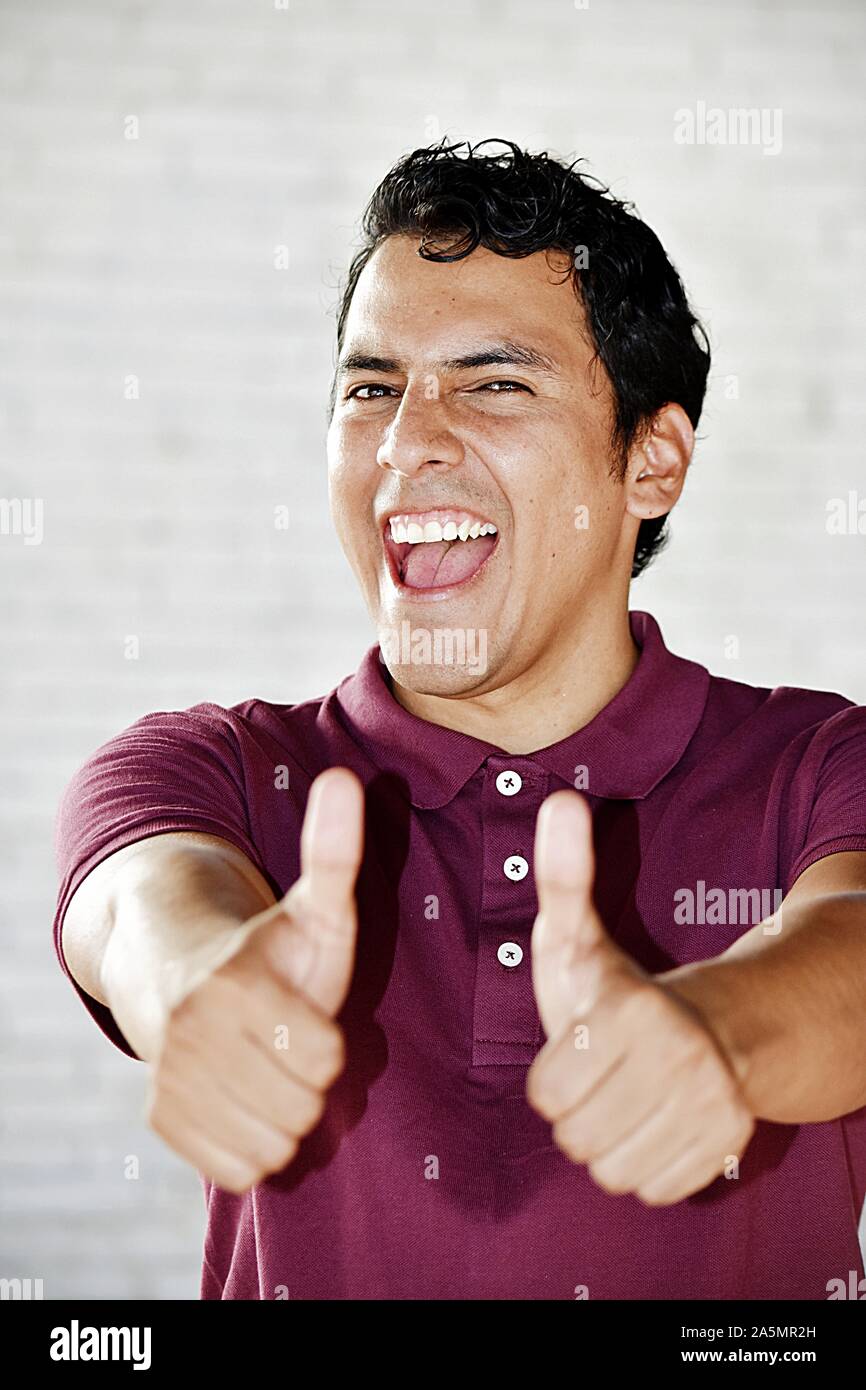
top-left (342, 234), bottom-right (590, 363)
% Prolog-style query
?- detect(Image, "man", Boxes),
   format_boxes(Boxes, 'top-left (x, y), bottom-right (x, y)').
top-left (54, 138), bottom-right (866, 1301)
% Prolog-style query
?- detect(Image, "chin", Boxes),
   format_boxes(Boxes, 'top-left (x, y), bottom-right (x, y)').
top-left (377, 634), bottom-right (492, 696)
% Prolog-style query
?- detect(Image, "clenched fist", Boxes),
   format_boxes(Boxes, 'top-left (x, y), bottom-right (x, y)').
top-left (527, 790), bottom-right (755, 1206)
top-left (147, 768), bottom-right (364, 1195)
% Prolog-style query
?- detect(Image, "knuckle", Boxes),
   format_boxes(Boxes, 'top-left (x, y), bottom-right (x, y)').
top-left (698, 1039), bottom-right (732, 1077)
top-left (711, 1078), bottom-right (741, 1117)
top-left (163, 1008), bottom-right (196, 1054)
top-left (255, 1133), bottom-right (299, 1178)
top-left (163, 997), bottom-right (209, 1054)
top-left (213, 1160), bottom-right (259, 1196)
top-left (680, 1032), bottom-right (716, 1071)
top-left (526, 1067), bottom-right (558, 1119)
top-left (146, 1099), bottom-right (168, 1139)
top-left (151, 1058), bottom-right (192, 1109)
top-left (247, 1132), bottom-right (294, 1176)
top-left (707, 1074), bottom-right (745, 1124)
top-left (146, 1076), bottom-right (184, 1133)
top-left (551, 1119), bottom-right (572, 1156)
top-left (153, 1043), bottom-right (186, 1082)
top-left (308, 1023), bottom-right (345, 1087)
top-left (556, 1117), bottom-right (594, 1162)
top-left (617, 981), bottom-right (668, 1033)
top-left (588, 1157), bottom-right (632, 1195)
top-left (670, 1033), bottom-right (726, 1093)
top-left (553, 1117), bottom-right (591, 1164)
top-left (732, 1110), bottom-right (756, 1153)
top-left (293, 1086), bottom-right (326, 1134)
top-left (636, 1182), bottom-right (677, 1207)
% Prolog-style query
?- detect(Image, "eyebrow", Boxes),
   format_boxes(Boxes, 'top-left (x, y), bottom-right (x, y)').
top-left (335, 339), bottom-right (560, 380)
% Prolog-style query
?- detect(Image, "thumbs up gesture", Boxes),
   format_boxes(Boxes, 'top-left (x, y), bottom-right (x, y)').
top-left (526, 791), bottom-right (755, 1206)
top-left (147, 768), bottom-right (364, 1195)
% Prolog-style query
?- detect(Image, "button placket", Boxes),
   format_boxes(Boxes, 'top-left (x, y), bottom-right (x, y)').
top-left (471, 758), bottom-right (547, 1066)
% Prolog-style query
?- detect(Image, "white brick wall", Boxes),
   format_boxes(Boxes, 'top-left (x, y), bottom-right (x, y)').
top-left (1, 0), bottom-right (864, 1299)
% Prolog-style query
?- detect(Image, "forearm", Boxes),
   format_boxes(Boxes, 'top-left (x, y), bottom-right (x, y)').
top-left (659, 892), bottom-right (866, 1124)
top-left (68, 836), bottom-right (276, 1061)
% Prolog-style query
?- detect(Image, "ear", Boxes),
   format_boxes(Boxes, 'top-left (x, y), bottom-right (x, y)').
top-left (624, 404), bottom-right (695, 521)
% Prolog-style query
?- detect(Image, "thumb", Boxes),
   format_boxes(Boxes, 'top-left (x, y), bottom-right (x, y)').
top-left (531, 789), bottom-right (623, 1039)
top-left (255, 767), bottom-right (365, 1017)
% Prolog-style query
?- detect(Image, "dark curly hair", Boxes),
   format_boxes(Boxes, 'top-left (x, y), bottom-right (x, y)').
top-left (331, 137), bottom-right (711, 579)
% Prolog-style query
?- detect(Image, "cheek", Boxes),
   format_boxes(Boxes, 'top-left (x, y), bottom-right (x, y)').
top-left (328, 432), bottom-right (375, 528)
top-left (512, 498), bottom-right (608, 599)
top-left (326, 430), bottom-right (355, 496)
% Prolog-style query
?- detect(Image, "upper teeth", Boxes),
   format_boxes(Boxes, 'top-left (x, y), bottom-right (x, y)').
top-left (388, 515), bottom-right (498, 544)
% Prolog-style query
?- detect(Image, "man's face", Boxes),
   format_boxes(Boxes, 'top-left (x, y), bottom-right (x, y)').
top-left (327, 234), bottom-right (639, 695)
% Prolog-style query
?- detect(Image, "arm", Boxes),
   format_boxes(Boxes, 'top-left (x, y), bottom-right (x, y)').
top-left (62, 831), bottom-right (277, 1061)
top-left (60, 769), bottom-right (366, 1194)
top-left (527, 793), bottom-right (866, 1207)
top-left (659, 850), bottom-right (866, 1124)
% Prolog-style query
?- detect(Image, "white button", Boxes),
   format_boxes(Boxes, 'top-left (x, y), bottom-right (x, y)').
top-left (497, 941), bottom-right (524, 968)
top-left (503, 855), bottom-right (529, 881)
top-left (495, 770), bottom-right (522, 797)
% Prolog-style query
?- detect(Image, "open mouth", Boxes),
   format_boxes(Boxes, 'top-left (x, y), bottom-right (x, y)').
top-left (383, 509), bottom-right (499, 591)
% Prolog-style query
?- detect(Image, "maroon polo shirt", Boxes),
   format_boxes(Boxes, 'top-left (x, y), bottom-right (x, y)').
top-left (53, 609), bottom-right (866, 1300)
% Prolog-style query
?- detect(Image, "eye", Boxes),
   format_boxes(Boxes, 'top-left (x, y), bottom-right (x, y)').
top-left (474, 380), bottom-right (532, 394)
top-left (345, 383), bottom-right (399, 401)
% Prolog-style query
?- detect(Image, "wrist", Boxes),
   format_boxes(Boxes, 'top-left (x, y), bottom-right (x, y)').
top-left (657, 957), bottom-right (761, 1106)
top-left (99, 853), bottom-right (260, 1059)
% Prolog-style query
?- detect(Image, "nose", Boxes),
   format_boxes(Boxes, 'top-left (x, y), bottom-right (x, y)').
top-left (376, 385), bottom-right (465, 479)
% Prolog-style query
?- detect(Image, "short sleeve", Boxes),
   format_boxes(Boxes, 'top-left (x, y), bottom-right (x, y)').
top-left (52, 704), bottom-right (269, 1060)
top-left (785, 704), bottom-right (866, 893)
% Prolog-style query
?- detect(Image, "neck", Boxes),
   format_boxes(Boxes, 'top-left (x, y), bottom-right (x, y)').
top-left (388, 607), bottom-right (641, 755)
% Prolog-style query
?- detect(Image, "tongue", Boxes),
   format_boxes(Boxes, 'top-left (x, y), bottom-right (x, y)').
top-left (402, 535), bottom-right (496, 589)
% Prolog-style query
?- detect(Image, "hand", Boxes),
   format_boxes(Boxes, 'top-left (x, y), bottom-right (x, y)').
top-left (146, 767), bottom-right (364, 1194)
top-left (526, 790), bottom-right (755, 1206)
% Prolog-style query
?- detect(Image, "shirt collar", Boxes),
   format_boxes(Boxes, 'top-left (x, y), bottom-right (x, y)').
top-left (333, 610), bottom-right (710, 809)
